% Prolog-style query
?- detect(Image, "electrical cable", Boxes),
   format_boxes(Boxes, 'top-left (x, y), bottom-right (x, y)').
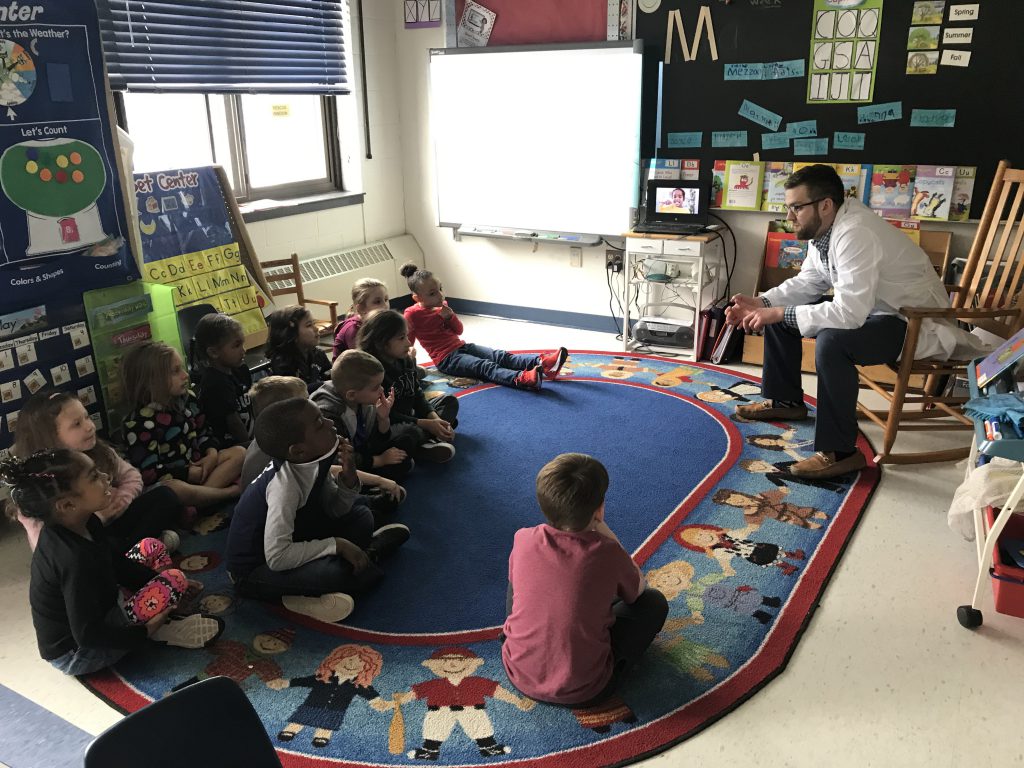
top-left (708, 212), bottom-right (738, 301)
top-left (601, 237), bottom-right (625, 251)
top-left (606, 264), bottom-right (626, 339)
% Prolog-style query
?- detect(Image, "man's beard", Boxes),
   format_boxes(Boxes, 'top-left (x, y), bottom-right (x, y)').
top-left (796, 211), bottom-right (821, 241)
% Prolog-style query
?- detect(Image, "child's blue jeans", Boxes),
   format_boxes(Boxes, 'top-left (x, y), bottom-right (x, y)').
top-left (438, 343), bottom-right (540, 386)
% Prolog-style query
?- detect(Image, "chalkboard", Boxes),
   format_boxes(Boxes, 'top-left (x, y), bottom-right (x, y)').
top-left (635, 1), bottom-right (1019, 218)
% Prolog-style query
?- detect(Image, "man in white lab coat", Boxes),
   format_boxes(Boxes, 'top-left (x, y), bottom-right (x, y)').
top-left (725, 164), bottom-right (978, 479)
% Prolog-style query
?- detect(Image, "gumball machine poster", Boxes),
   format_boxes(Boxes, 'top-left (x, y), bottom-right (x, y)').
top-left (0, 2), bottom-right (139, 307)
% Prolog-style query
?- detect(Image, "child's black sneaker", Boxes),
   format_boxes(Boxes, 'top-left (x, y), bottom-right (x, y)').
top-left (513, 365), bottom-right (543, 391)
top-left (479, 743), bottom-right (511, 757)
top-left (416, 439), bottom-right (456, 463)
top-left (540, 347), bottom-right (568, 378)
top-left (366, 524), bottom-right (410, 563)
top-left (365, 487), bottom-right (401, 523)
top-left (408, 747), bottom-right (440, 761)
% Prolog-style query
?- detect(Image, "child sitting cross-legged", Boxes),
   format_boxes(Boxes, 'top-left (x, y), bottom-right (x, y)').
top-left (5, 389), bottom-right (183, 554)
top-left (267, 305), bottom-right (332, 394)
top-left (357, 309), bottom-right (458, 463)
top-left (120, 341), bottom-right (246, 510)
top-left (225, 398), bottom-right (410, 623)
top-left (311, 350), bottom-right (412, 481)
top-left (0, 449), bottom-right (223, 676)
top-left (332, 277), bottom-right (390, 360)
top-left (501, 453), bottom-right (668, 706)
top-left (189, 312), bottom-right (254, 448)
top-left (240, 376), bottom-right (406, 522)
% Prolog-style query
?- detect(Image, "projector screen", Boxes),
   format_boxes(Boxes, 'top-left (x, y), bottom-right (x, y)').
top-left (430, 42), bottom-right (643, 237)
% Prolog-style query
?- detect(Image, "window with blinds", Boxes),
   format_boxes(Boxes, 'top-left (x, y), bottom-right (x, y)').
top-left (95, 0), bottom-right (350, 94)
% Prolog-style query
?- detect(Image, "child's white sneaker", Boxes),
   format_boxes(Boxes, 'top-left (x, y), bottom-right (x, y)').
top-left (282, 593), bottom-right (355, 623)
top-left (151, 614), bottom-right (224, 649)
top-left (159, 530), bottom-right (180, 553)
top-left (418, 440), bottom-right (456, 463)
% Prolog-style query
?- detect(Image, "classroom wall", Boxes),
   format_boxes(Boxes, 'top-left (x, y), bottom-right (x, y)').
top-left (243, 1), bottom-right (408, 267)
top-left (241, 0), bottom-right (983, 321)
top-left (393, 4), bottom-right (982, 321)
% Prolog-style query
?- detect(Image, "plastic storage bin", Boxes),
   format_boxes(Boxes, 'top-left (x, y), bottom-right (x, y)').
top-left (984, 506), bottom-right (1024, 620)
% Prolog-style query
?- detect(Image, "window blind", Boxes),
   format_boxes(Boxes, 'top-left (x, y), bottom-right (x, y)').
top-left (95, 0), bottom-right (349, 94)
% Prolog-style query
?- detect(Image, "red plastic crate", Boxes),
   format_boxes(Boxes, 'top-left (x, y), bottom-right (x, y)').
top-left (984, 506), bottom-right (1024, 619)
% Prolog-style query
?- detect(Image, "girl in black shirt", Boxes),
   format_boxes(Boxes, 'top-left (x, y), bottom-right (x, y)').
top-left (0, 450), bottom-right (223, 675)
top-left (189, 312), bottom-right (254, 447)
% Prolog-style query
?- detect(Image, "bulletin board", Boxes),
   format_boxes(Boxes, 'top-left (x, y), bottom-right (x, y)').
top-left (447, 0), bottom-right (619, 46)
top-left (635, 1), bottom-right (1020, 219)
top-left (132, 165), bottom-right (272, 349)
top-left (0, 0), bottom-right (140, 451)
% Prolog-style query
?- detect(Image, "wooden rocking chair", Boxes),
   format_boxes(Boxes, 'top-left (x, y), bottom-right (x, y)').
top-left (261, 252), bottom-right (339, 341)
top-left (857, 160), bottom-right (1024, 464)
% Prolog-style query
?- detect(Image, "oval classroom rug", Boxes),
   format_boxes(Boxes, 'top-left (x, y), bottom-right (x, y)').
top-left (83, 351), bottom-right (880, 767)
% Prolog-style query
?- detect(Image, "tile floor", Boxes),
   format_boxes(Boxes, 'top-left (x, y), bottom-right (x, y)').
top-left (1, 314), bottom-right (1022, 766)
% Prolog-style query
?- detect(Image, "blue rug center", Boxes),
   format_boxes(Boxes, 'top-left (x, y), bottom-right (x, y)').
top-left (350, 379), bottom-right (729, 634)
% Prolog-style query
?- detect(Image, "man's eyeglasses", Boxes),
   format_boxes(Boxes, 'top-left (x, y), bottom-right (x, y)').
top-left (786, 198), bottom-right (825, 214)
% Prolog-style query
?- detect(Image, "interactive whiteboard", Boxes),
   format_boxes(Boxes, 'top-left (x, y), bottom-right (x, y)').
top-left (430, 42), bottom-right (643, 237)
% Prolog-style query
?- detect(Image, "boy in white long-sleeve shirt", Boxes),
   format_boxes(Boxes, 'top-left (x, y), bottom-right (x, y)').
top-left (225, 398), bottom-right (409, 623)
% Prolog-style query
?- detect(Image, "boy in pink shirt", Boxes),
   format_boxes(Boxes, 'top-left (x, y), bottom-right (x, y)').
top-left (501, 453), bottom-right (667, 706)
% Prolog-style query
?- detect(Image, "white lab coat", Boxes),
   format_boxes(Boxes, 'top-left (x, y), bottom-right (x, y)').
top-left (759, 198), bottom-right (988, 360)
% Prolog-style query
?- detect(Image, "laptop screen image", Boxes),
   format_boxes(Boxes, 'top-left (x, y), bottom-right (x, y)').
top-left (645, 180), bottom-right (707, 226)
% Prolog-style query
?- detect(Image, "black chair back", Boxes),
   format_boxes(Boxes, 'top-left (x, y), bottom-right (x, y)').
top-left (83, 676), bottom-right (282, 768)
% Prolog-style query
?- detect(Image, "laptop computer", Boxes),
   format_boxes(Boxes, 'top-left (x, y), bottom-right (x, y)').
top-left (633, 179), bottom-right (709, 235)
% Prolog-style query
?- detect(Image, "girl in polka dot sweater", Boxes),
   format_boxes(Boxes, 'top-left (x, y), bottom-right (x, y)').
top-left (120, 341), bottom-right (245, 509)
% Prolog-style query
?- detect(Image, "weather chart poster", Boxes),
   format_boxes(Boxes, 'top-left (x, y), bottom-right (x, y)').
top-left (0, 1), bottom-right (139, 308)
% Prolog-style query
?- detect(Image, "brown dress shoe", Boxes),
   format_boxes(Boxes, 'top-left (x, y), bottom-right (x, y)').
top-left (734, 399), bottom-right (809, 422)
top-left (789, 451), bottom-right (867, 479)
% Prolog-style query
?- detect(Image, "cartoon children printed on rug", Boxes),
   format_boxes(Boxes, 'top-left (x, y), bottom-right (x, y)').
top-left (739, 458), bottom-right (848, 493)
top-left (174, 550), bottom-right (221, 573)
top-left (652, 364), bottom-right (701, 388)
top-left (168, 627), bottom-right (293, 694)
top-left (378, 647), bottom-right (535, 761)
top-left (196, 591), bottom-right (236, 615)
top-left (745, 428), bottom-right (814, 462)
top-left (712, 487), bottom-right (830, 530)
top-left (570, 694), bottom-right (637, 733)
top-left (655, 629), bottom-right (730, 683)
top-left (191, 509), bottom-right (230, 535)
top-left (648, 560), bottom-right (782, 626)
top-left (674, 524), bottom-right (805, 577)
top-left (695, 380), bottom-right (761, 404)
top-left (595, 356), bottom-right (660, 380)
top-left (271, 644), bottom-right (389, 749)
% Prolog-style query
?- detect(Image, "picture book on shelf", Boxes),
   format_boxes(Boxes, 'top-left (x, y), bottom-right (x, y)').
top-left (648, 158), bottom-right (681, 180)
top-left (711, 160), bottom-right (726, 207)
top-left (975, 326), bottom-right (1024, 389)
top-left (858, 164), bottom-right (873, 204)
top-left (761, 161), bottom-right (793, 213)
top-left (912, 164), bottom-right (955, 221)
top-left (869, 164), bottom-right (917, 219)
top-left (950, 166), bottom-right (977, 222)
top-left (884, 217), bottom-right (921, 244)
top-left (764, 219), bottom-right (808, 269)
top-left (723, 160), bottom-right (764, 211)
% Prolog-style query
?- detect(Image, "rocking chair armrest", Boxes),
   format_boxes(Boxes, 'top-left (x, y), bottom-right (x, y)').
top-left (302, 298), bottom-right (339, 324)
top-left (898, 305), bottom-right (1022, 321)
top-left (303, 297), bottom-right (339, 309)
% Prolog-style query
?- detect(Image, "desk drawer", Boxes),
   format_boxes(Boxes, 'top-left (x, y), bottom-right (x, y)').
top-left (663, 239), bottom-right (702, 257)
top-left (627, 238), bottom-right (663, 255)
